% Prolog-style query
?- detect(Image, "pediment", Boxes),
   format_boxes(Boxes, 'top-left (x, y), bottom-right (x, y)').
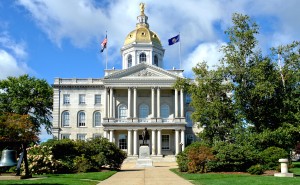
top-left (104, 63), bottom-right (182, 80)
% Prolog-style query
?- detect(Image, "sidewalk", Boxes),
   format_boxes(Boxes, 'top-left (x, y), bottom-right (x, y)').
top-left (98, 162), bottom-right (193, 185)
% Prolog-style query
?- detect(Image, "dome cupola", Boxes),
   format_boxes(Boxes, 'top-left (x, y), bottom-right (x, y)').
top-left (121, 3), bottom-right (165, 69)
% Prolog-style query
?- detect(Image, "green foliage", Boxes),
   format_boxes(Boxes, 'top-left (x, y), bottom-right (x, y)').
top-left (260, 147), bottom-right (288, 170)
top-left (187, 145), bottom-right (214, 173)
top-left (210, 141), bottom-right (259, 172)
top-left (0, 75), bottom-right (53, 133)
top-left (247, 164), bottom-right (265, 175)
top-left (26, 145), bottom-right (62, 174)
top-left (176, 142), bottom-right (214, 173)
top-left (27, 137), bottom-right (127, 174)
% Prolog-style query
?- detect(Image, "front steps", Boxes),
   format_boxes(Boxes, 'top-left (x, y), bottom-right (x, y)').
top-left (124, 155), bottom-right (176, 163)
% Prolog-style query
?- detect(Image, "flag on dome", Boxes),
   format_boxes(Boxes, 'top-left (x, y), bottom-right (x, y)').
top-left (168, 34), bottom-right (180, 45)
top-left (100, 35), bottom-right (107, 52)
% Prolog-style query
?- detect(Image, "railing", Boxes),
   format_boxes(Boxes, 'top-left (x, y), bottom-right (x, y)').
top-left (103, 118), bottom-right (177, 123)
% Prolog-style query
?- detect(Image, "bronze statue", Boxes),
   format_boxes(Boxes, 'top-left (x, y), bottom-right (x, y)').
top-left (142, 127), bottom-right (149, 145)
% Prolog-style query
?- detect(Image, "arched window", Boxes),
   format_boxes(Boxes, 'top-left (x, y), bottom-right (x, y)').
top-left (186, 111), bottom-right (193, 127)
top-left (78, 111), bottom-right (85, 127)
top-left (94, 111), bottom-right (101, 127)
top-left (154, 55), bottom-right (158, 66)
top-left (128, 54), bottom-right (132, 68)
top-left (139, 104), bottom-right (149, 118)
top-left (62, 111), bottom-right (70, 127)
top-left (118, 104), bottom-right (127, 120)
top-left (139, 53), bottom-right (146, 63)
top-left (161, 104), bottom-right (170, 119)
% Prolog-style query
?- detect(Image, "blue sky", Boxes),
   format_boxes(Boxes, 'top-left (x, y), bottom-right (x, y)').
top-left (1, 0), bottom-right (300, 141)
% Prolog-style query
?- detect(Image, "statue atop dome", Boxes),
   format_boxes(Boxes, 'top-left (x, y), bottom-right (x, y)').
top-left (139, 3), bottom-right (145, 15)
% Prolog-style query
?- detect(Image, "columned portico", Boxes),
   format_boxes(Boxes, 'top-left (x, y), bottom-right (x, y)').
top-left (180, 89), bottom-right (184, 117)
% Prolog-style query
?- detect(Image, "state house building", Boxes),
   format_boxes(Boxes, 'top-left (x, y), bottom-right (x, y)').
top-left (52, 4), bottom-right (200, 159)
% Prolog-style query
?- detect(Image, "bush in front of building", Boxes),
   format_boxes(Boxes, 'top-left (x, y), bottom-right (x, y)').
top-left (27, 137), bottom-right (127, 174)
top-left (177, 142), bottom-right (214, 173)
top-left (208, 141), bottom-right (259, 172)
top-left (259, 146), bottom-right (288, 170)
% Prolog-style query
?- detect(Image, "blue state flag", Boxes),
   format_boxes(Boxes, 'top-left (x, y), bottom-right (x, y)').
top-left (168, 34), bottom-right (180, 45)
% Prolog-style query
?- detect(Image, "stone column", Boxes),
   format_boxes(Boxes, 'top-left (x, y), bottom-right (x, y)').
top-left (128, 130), bottom-right (132, 155)
top-left (151, 87), bottom-right (155, 118)
top-left (104, 87), bottom-right (107, 118)
top-left (157, 87), bottom-right (161, 118)
top-left (151, 129), bottom-right (156, 155)
top-left (109, 130), bottom-right (114, 143)
top-left (175, 89), bottom-right (178, 118)
top-left (175, 129), bottom-right (179, 155)
top-left (109, 88), bottom-right (113, 118)
top-left (133, 129), bottom-right (138, 156)
top-left (104, 130), bottom-right (108, 139)
top-left (180, 130), bottom-right (185, 152)
top-left (180, 89), bottom-right (184, 117)
top-left (128, 88), bottom-right (131, 118)
top-left (157, 129), bottom-right (162, 156)
top-left (133, 87), bottom-right (137, 118)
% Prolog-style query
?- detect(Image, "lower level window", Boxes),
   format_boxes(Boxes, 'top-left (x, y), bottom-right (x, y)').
top-left (77, 134), bottom-right (86, 141)
top-left (61, 134), bottom-right (70, 139)
top-left (119, 134), bottom-right (127, 150)
top-left (162, 135), bottom-right (170, 150)
top-left (93, 134), bottom-right (101, 138)
top-left (186, 134), bottom-right (194, 146)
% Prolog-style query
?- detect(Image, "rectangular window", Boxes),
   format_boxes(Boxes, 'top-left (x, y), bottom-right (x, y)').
top-left (186, 134), bottom-right (194, 146)
top-left (95, 94), bottom-right (101, 104)
top-left (63, 94), bottom-right (70, 104)
top-left (93, 134), bottom-right (101, 138)
top-left (119, 134), bottom-right (127, 150)
top-left (61, 134), bottom-right (70, 139)
top-left (79, 94), bottom-right (86, 104)
top-left (77, 134), bottom-right (86, 141)
top-left (162, 135), bottom-right (170, 150)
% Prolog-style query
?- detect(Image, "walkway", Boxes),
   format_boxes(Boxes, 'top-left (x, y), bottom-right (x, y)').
top-left (98, 162), bottom-right (193, 185)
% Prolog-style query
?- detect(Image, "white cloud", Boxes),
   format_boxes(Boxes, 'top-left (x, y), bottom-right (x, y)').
top-left (0, 34), bottom-right (30, 79)
top-left (183, 41), bottom-right (225, 77)
top-left (16, 0), bottom-right (300, 70)
top-left (0, 50), bottom-right (27, 79)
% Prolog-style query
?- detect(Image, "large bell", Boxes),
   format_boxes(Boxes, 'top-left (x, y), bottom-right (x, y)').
top-left (0, 149), bottom-right (18, 167)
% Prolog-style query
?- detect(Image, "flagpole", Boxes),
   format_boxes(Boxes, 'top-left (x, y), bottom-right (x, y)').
top-left (105, 31), bottom-right (108, 70)
top-left (179, 32), bottom-right (182, 69)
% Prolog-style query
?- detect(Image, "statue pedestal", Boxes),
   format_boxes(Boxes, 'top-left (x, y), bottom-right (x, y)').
top-left (136, 146), bottom-right (153, 168)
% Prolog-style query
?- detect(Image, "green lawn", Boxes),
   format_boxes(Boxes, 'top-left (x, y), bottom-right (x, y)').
top-left (0, 171), bottom-right (116, 185)
top-left (171, 162), bottom-right (300, 185)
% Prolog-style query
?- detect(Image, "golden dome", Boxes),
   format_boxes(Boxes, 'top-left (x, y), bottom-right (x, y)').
top-left (123, 3), bottom-right (162, 46)
top-left (124, 27), bottom-right (162, 46)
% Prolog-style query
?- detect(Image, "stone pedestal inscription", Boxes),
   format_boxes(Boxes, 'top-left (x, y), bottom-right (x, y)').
top-left (136, 146), bottom-right (153, 167)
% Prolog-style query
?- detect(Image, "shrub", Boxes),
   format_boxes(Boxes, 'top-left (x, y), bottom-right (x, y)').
top-left (247, 164), bottom-right (265, 175)
top-left (26, 145), bottom-right (62, 174)
top-left (210, 141), bottom-right (259, 172)
top-left (260, 147), bottom-right (288, 170)
top-left (187, 146), bottom-right (214, 173)
top-left (176, 142), bottom-right (213, 173)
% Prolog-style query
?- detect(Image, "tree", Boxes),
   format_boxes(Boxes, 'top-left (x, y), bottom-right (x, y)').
top-left (0, 74), bottom-right (53, 133)
top-left (186, 63), bottom-right (238, 143)
top-left (0, 112), bottom-right (39, 176)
